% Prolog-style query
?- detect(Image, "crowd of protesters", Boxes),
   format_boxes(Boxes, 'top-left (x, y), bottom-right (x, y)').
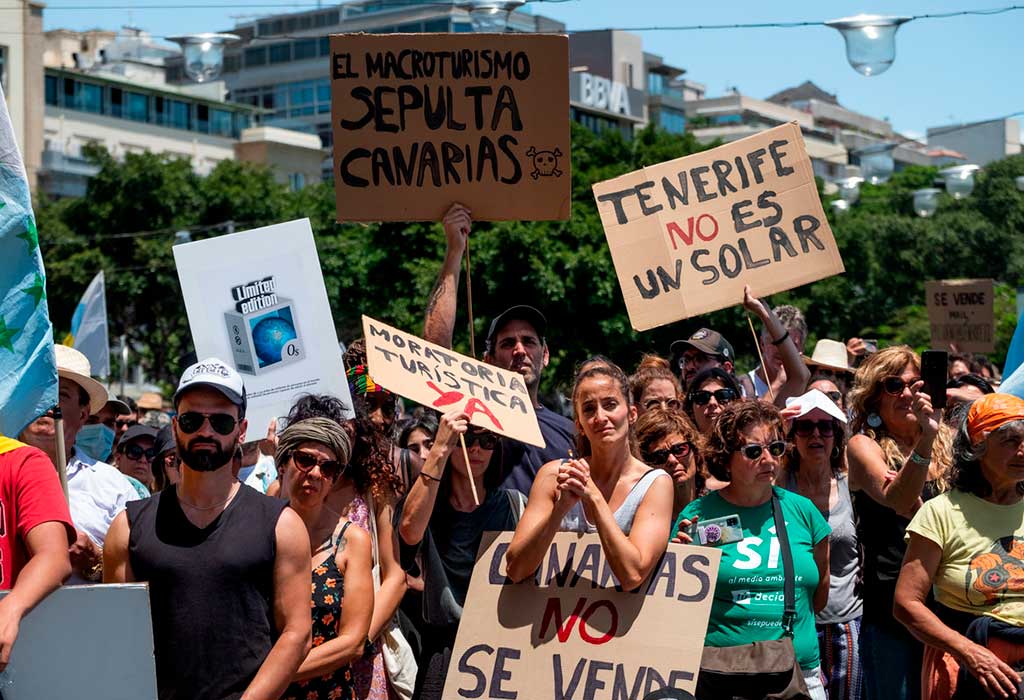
top-left (2, 203), bottom-right (1023, 700)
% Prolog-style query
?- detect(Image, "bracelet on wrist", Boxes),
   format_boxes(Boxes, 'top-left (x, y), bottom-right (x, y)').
top-left (419, 470), bottom-right (442, 483)
top-left (770, 330), bottom-right (790, 346)
top-left (908, 450), bottom-right (931, 467)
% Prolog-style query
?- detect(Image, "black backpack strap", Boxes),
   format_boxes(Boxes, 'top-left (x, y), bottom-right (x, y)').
top-left (771, 488), bottom-right (797, 637)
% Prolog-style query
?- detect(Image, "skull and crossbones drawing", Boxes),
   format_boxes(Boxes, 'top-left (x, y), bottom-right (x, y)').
top-left (527, 147), bottom-right (563, 180)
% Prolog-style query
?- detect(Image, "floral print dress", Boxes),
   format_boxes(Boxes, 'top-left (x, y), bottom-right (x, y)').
top-left (283, 522), bottom-right (357, 700)
top-left (347, 495), bottom-right (389, 700)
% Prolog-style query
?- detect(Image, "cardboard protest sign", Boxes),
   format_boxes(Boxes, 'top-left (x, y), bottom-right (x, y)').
top-left (443, 533), bottom-right (721, 700)
top-left (174, 219), bottom-right (354, 432)
top-left (592, 123), bottom-right (844, 332)
top-left (926, 278), bottom-right (995, 352)
top-left (330, 33), bottom-right (570, 222)
top-left (362, 315), bottom-right (543, 447)
top-left (2, 584), bottom-right (157, 699)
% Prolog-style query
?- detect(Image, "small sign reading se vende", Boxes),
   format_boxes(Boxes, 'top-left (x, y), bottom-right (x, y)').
top-left (926, 278), bottom-right (995, 352)
top-left (592, 123), bottom-right (845, 332)
top-left (331, 33), bottom-right (570, 222)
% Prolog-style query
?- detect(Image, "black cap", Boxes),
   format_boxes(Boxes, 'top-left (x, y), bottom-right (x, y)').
top-left (485, 305), bottom-right (548, 351)
top-left (120, 424), bottom-right (158, 446)
top-left (154, 425), bottom-right (176, 456)
top-left (670, 328), bottom-right (735, 362)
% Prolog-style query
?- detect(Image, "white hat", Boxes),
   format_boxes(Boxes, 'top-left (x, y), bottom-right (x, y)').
top-left (54, 345), bottom-right (109, 415)
top-left (173, 358), bottom-right (247, 414)
top-left (785, 389), bottom-right (848, 424)
top-left (804, 339), bottom-right (852, 374)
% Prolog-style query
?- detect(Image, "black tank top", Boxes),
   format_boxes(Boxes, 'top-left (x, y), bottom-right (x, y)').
top-left (127, 484), bottom-right (287, 700)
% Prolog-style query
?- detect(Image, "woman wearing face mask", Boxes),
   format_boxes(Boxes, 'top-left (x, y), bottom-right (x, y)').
top-left (847, 346), bottom-right (952, 700)
top-left (397, 410), bottom-right (516, 700)
top-left (277, 418), bottom-right (373, 700)
top-left (505, 359), bottom-right (674, 591)
top-left (778, 389), bottom-right (861, 700)
top-left (675, 400), bottom-right (831, 700)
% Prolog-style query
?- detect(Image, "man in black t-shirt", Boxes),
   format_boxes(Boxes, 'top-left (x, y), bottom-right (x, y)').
top-left (104, 358), bottom-right (312, 700)
top-left (423, 204), bottom-right (575, 496)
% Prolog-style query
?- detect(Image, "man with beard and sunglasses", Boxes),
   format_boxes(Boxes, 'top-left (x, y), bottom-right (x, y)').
top-left (104, 358), bottom-right (312, 700)
top-left (423, 204), bottom-right (574, 496)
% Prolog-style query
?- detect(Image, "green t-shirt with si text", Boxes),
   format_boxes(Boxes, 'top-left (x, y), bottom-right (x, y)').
top-left (676, 487), bottom-right (831, 670)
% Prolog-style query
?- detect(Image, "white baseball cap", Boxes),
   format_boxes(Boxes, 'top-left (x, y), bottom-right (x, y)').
top-left (785, 388), bottom-right (847, 424)
top-left (173, 358), bottom-right (247, 415)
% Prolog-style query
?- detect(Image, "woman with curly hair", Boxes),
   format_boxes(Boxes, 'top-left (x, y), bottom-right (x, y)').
top-left (896, 394), bottom-right (1024, 700)
top-left (675, 400), bottom-right (831, 700)
top-left (635, 406), bottom-right (704, 519)
top-left (630, 354), bottom-right (684, 416)
top-left (846, 346), bottom-right (952, 700)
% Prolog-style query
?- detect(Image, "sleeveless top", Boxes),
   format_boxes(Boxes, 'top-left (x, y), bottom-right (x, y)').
top-left (782, 471), bottom-right (863, 624)
top-left (126, 484), bottom-right (287, 700)
top-left (854, 478), bottom-right (940, 629)
top-left (283, 521), bottom-right (357, 700)
top-left (560, 468), bottom-right (669, 534)
top-left (346, 495), bottom-right (388, 700)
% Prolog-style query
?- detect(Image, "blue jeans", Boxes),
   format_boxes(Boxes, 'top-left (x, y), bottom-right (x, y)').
top-left (860, 620), bottom-right (922, 700)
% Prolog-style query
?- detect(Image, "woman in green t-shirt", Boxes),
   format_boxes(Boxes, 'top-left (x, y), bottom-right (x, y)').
top-left (895, 393), bottom-right (1024, 700)
top-left (673, 400), bottom-right (831, 700)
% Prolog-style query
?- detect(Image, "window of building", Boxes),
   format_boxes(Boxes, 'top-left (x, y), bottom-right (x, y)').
top-left (658, 108), bottom-right (686, 135)
top-left (45, 75), bottom-right (58, 106)
top-left (109, 87), bottom-right (123, 118)
top-left (75, 81), bottom-right (103, 114)
top-left (397, 22), bottom-right (423, 32)
top-left (153, 95), bottom-right (166, 126)
top-left (211, 108), bottom-right (233, 136)
top-left (299, 14), bottom-right (312, 29)
top-left (289, 172), bottom-right (305, 191)
top-left (316, 80), bottom-right (331, 104)
top-left (223, 54), bottom-right (241, 73)
top-left (424, 18), bottom-right (449, 32)
top-left (453, 21), bottom-right (474, 32)
top-left (319, 37), bottom-right (331, 56)
top-left (126, 92), bottom-right (148, 122)
top-left (235, 112), bottom-right (251, 135)
top-left (293, 39), bottom-right (317, 61)
top-left (269, 43), bottom-right (291, 64)
top-left (647, 72), bottom-right (663, 96)
top-left (196, 104), bottom-right (209, 133)
top-left (244, 46), bottom-right (267, 67)
top-left (257, 21), bottom-right (273, 36)
top-left (290, 81), bottom-right (315, 107)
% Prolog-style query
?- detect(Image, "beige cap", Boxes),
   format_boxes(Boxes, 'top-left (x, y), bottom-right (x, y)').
top-left (137, 392), bottom-right (164, 411)
top-left (804, 339), bottom-right (852, 374)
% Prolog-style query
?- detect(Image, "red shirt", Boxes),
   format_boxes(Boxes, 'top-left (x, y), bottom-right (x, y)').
top-left (0, 441), bottom-right (75, 589)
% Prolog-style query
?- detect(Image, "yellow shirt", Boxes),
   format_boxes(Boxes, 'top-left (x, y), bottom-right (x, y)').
top-left (906, 490), bottom-right (1024, 625)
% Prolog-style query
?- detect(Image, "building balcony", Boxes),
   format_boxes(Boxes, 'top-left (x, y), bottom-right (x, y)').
top-left (40, 148), bottom-right (101, 178)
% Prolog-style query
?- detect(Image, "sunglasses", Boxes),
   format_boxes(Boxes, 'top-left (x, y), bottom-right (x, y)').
top-left (738, 441), bottom-right (787, 460)
top-left (689, 388), bottom-right (737, 406)
top-left (465, 430), bottom-right (499, 450)
top-left (882, 376), bottom-right (921, 396)
top-left (177, 411), bottom-right (240, 436)
top-left (644, 441), bottom-right (693, 465)
top-left (291, 449), bottom-right (344, 480)
top-left (644, 398), bottom-right (682, 411)
top-left (122, 443), bottom-right (156, 461)
top-left (822, 390), bottom-right (843, 403)
top-left (793, 420), bottom-right (835, 438)
top-left (116, 419), bottom-right (137, 430)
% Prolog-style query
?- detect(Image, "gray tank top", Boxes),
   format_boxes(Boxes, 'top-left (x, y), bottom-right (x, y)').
top-left (782, 471), bottom-right (863, 624)
top-left (560, 468), bottom-right (669, 535)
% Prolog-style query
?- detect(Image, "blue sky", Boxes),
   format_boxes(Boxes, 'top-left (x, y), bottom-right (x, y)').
top-left (41, 0), bottom-right (1021, 138)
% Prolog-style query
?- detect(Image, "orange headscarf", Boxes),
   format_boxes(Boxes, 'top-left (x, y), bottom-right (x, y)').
top-left (967, 394), bottom-right (1024, 445)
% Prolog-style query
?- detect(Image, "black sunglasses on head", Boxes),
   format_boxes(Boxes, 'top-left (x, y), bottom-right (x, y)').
top-left (465, 429), bottom-right (499, 450)
top-left (291, 449), bottom-right (344, 480)
top-left (644, 441), bottom-right (692, 465)
top-left (689, 388), bottom-right (737, 406)
top-left (177, 411), bottom-right (240, 436)
top-left (122, 443), bottom-right (156, 461)
top-left (738, 441), bottom-right (787, 460)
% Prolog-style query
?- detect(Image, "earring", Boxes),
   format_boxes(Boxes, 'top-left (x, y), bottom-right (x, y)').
top-left (832, 445), bottom-right (841, 459)
top-left (867, 413), bottom-right (882, 428)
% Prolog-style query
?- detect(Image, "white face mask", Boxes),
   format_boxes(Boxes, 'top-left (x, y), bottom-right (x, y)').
top-left (76, 424), bottom-right (116, 461)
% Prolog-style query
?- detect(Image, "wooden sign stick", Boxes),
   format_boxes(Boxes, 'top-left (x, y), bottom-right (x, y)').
top-left (459, 433), bottom-right (481, 506)
top-left (746, 314), bottom-right (775, 403)
top-left (464, 235), bottom-right (476, 360)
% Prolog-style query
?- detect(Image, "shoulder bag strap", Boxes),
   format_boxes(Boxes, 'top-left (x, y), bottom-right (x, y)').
top-left (770, 488), bottom-right (797, 637)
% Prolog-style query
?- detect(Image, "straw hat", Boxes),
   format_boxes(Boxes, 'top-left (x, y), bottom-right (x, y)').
top-left (804, 339), bottom-right (852, 374)
top-left (54, 345), bottom-right (108, 415)
top-left (137, 392), bottom-right (165, 411)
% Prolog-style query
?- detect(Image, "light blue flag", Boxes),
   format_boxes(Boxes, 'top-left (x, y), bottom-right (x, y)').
top-left (1002, 313), bottom-right (1024, 381)
top-left (0, 85), bottom-right (57, 437)
top-left (65, 270), bottom-right (110, 377)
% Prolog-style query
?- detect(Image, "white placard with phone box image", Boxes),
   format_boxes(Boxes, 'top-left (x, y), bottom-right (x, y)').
top-left (174, 219), bottom-right (354, 433)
